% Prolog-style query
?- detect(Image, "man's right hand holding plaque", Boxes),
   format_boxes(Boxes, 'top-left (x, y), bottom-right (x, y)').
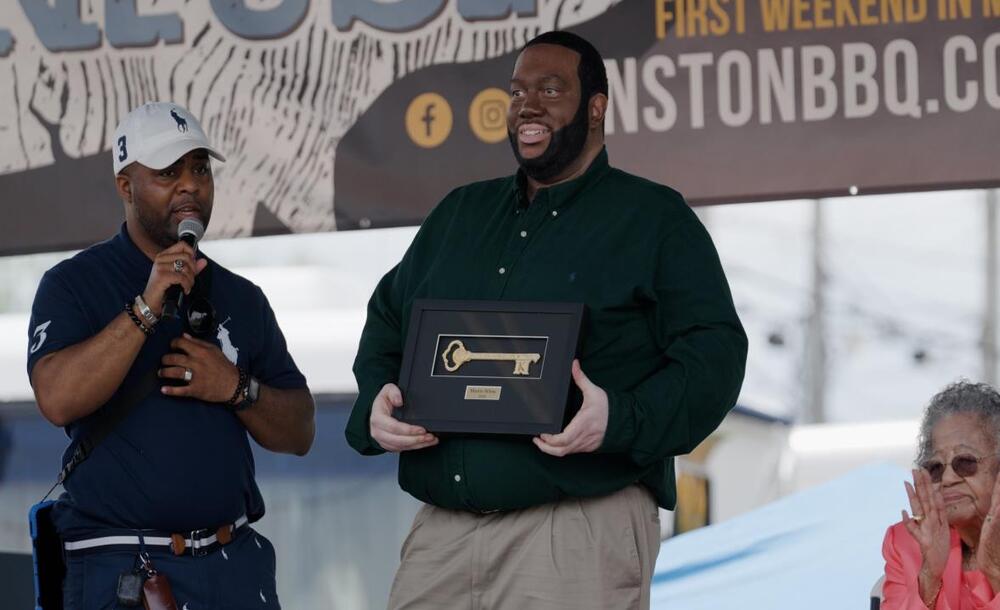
top-left (369, 382), bottom-right (439, 453)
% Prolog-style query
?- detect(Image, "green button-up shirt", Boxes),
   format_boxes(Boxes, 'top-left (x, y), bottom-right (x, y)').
top-left (345, 149), bottom-right (747, 511)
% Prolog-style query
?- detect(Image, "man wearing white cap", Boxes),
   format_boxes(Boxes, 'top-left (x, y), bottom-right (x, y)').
top-left (27, 102), bottom-right (315, 608)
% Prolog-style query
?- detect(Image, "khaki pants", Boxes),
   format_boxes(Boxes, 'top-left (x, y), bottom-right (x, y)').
top-left (388, 485), bottom-right (661, 610)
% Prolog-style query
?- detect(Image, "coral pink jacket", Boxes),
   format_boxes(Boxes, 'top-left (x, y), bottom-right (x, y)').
top-left (883, 522), bottom-right (1000, 609)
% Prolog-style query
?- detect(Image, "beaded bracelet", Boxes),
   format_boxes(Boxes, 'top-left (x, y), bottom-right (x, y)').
top-left (227, 367), bottom-right (248, 407)
top-left (124, 302), bottom-right (154, 336)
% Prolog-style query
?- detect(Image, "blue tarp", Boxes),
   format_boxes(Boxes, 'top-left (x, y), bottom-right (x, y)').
top-left (652, 462), bottom-right (910, 609)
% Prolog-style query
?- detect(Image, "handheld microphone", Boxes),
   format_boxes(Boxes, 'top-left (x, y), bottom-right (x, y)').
top-left (161, 218), bottom-right (205, 319)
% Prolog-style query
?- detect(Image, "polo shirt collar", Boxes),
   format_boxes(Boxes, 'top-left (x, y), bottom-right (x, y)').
top-left (113, 222), bottom-right (155, 270)
top-left (512, 147), bottom-right (611, 211)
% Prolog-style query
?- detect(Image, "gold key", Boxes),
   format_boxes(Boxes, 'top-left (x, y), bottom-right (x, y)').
top-left (441, 339), bottom-right (541, 375)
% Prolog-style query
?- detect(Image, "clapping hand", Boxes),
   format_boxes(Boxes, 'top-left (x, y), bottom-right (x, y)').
top-left (903, 468), bottom-right (949, 603)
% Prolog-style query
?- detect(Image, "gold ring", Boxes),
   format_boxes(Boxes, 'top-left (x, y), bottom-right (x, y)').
top-left (912, 515), bottom-right (924, 522)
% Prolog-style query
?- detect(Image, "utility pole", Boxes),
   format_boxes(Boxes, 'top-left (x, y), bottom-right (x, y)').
top-left (803, 199), bottom-right (826, 423)
top-left (985, 189), bottom-right (998, 385)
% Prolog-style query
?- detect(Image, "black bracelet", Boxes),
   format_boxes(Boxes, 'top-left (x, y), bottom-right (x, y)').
top-left (124, 302), bottom-right (154, 336)
top-left (227, 367), bottom-right (248, 406)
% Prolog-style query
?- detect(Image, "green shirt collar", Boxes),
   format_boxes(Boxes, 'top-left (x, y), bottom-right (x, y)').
top-left (512, 147), bottom-right (612, 211)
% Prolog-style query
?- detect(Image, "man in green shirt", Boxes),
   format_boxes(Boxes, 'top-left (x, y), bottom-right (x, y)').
top-left (346, 31), bottom-right (747, 609)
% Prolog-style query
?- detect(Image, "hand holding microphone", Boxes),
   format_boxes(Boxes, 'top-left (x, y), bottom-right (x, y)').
top-left (143, 219), bottom-right (207, 318)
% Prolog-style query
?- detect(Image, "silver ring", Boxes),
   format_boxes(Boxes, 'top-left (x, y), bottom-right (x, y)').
top-left (173, 259), bottom-right (185, 273)
top-left (183, 368), bottom-right (193, 383)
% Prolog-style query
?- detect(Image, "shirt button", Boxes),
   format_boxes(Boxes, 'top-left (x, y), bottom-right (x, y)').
top-left (498, 267), bottom-right (506, 275)
top-left (454, 474), bottom-right (462, 482)
top-left (551, 210), bottom-right (558, 217)
top-left (520, 230), bottom-right (527, 238)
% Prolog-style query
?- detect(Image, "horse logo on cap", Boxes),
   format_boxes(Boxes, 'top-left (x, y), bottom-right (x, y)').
top-left (170, 108), bottom-right (188, 132)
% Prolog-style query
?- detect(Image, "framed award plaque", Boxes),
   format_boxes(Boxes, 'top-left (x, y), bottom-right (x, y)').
top-left (398, 299), bottom-right (585, 435)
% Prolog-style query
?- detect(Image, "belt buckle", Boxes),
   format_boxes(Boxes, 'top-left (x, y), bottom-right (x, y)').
top-left (189, 527), bottom-right (213, 557)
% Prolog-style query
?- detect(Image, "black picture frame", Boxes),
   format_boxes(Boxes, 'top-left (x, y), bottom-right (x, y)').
top-left (398, 299), bottom-right (585, 435)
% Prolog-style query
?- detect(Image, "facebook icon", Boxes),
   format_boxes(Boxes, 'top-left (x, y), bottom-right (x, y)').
top-left (405, 93), bottom-right (451, 148)
top-left (421, 103), bottom-right (436, 137)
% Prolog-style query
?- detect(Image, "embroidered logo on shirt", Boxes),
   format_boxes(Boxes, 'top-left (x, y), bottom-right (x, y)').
top-left (30, 320), bottom-right (51, 354)
top-left (216, 318), bottom-right (239, 364)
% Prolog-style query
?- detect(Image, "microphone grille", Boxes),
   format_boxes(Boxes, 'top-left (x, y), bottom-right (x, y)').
top-left (177, 218), bottom-right (205, 243)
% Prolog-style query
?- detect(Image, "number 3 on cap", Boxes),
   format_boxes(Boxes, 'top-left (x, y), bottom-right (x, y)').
top-left (117, 136), bottom-right (128, 162)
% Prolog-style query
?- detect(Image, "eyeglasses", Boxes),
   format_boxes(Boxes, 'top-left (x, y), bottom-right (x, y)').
top-left (920, 454), bottom-right (994, 483)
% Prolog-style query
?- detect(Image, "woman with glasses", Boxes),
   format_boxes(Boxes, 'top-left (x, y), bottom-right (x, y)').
top-left (882, 381), bottom-right (1000, 609)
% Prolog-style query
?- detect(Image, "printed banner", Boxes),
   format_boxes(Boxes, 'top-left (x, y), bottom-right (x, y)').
top-left (1, 1), bottom-right (997, 254)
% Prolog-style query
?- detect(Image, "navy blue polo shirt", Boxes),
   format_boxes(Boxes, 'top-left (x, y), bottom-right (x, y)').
top-left (27, 224), bottom-right (307, 538)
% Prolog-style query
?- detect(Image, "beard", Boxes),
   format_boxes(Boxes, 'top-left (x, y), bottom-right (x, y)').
top-left (508, 96), bottom-right (590, 183)
top-left (134, 204), bottom-right (177, 250)
top-left (134, 201), bottom-right (211, 250)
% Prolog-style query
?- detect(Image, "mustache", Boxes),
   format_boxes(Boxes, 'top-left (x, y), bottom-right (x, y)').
top-left (170, 200), bottom-right (203, 214)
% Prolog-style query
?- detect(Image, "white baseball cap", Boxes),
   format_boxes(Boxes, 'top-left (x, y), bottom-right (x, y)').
top-left (112, 102), bottom-right (225, 175)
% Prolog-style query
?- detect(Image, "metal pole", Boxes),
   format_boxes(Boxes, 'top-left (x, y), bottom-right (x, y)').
top-left (985, 189), bottom-right (998, 385)
top-left (803, 199), bottom-right (826, 423)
